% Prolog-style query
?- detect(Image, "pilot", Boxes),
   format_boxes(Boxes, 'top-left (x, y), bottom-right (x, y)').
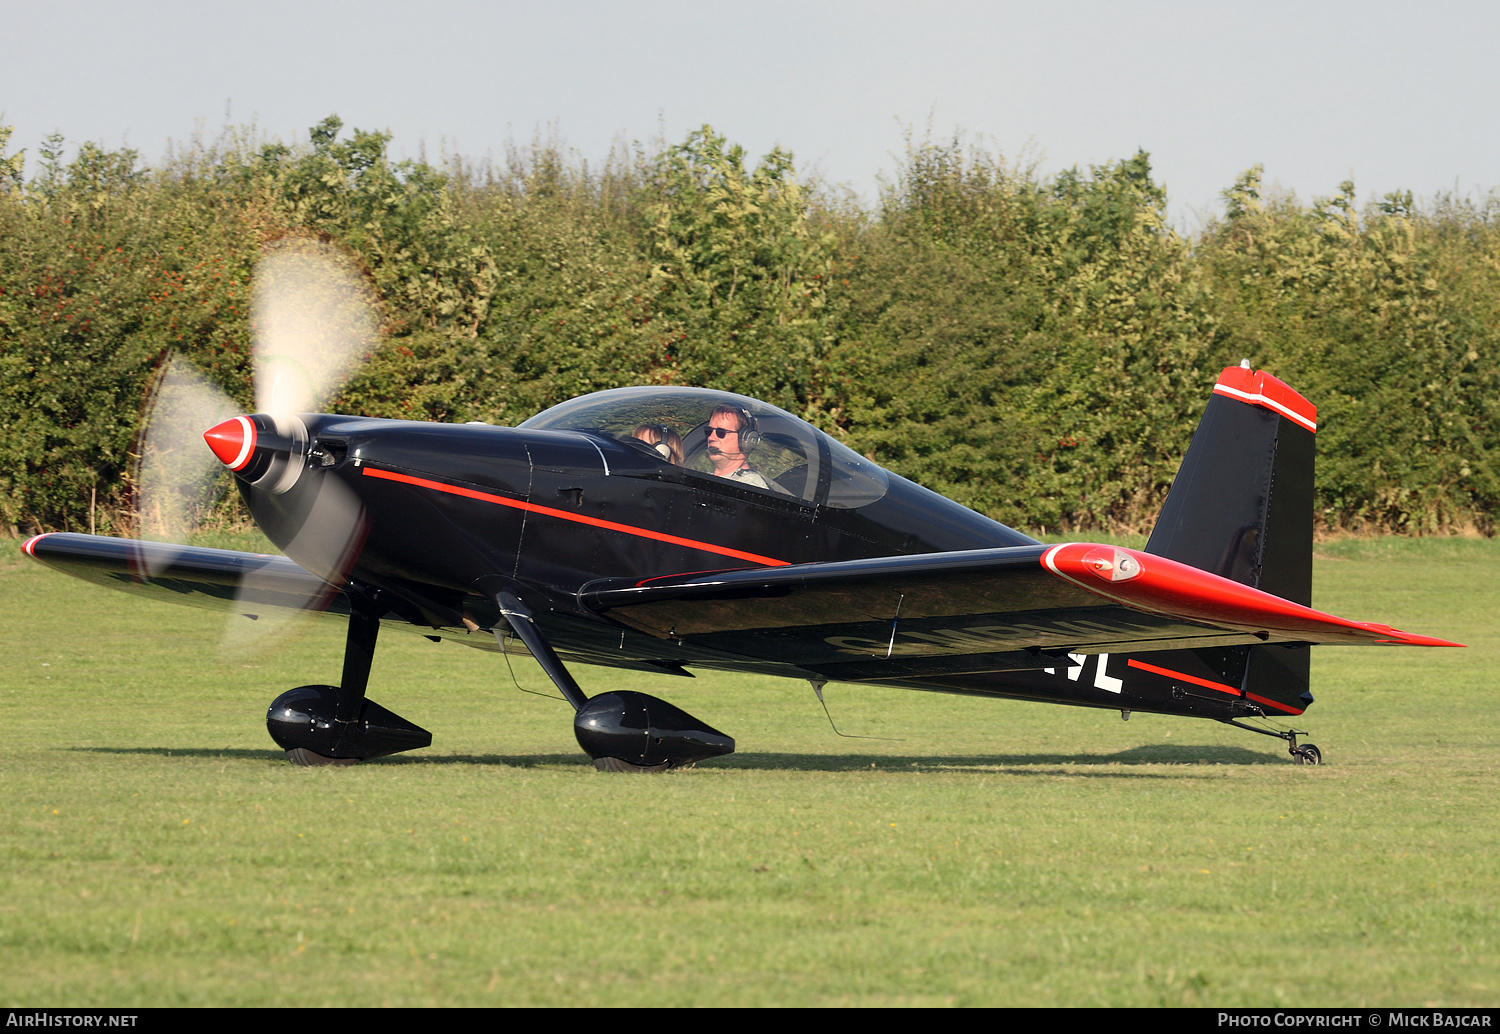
top-left (632, 423), bottom-right (684, 465)
top-left (706, 405), bottom-right (770, 489)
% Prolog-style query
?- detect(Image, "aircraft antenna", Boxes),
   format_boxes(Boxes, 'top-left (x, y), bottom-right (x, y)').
top-left (809, 680), bottom-right (899, 741)
top-left (499, 631), bottom-right (570, 704)
top-left (886, 594), bottom-right (905, 658)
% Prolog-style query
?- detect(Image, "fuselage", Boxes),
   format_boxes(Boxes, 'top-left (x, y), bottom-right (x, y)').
top-left (229, 387), bottom-right (1038, 655)
top-left (205, 388), bottom-right (1320, 723)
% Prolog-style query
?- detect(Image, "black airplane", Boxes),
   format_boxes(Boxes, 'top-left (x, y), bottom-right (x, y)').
top-left (25, 363), bottom-right (1460, 771)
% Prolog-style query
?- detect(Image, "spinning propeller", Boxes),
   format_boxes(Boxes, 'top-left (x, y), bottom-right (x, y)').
top-left (134, 235), bottom-right (378, 641)
top-left (134, 356), bottom-right (239, 554)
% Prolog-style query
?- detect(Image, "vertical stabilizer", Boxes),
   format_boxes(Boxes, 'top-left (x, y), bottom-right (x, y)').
top-left (1141, 365), bottom-right (1318, 716)
top-left (1146, 364), bottom-right (1316, 605)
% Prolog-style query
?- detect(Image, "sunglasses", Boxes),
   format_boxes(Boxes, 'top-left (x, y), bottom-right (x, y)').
top-left (708, 426), bottom-right (740, 439)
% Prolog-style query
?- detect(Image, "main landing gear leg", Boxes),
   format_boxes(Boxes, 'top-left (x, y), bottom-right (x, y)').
top-left (495, 591), bottom-right (734, 773)
top-left (265, 595), bottom-right (432, 766)
top-left (1222, 718), bottom-right (1322, 765)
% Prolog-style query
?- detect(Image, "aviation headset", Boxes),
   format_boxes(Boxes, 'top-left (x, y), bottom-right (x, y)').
top-left (712, 405), bottom-right (761, 454)
top-left (646, 424), bottom-right (673, 460)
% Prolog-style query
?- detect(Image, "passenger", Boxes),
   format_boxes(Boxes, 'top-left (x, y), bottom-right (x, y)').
top-left (706, 405), bottom-right (770, 489)
top-left (632, 423), bottom-right (684, 465)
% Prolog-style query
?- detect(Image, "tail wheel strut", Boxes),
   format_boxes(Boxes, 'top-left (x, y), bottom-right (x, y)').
top-left (1222, 718), bottom-right (1322, 765)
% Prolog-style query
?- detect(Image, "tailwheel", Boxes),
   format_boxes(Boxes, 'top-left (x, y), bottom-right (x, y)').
top-left (1221, 718), bottom-right (1323, 766)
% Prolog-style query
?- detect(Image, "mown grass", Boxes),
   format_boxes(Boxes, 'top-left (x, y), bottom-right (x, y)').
top-left (0, 537), bottom-right (1495, 1006)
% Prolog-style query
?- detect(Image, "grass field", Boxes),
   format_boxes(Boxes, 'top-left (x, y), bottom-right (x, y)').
top-left (1, 535), bottom-right (1496, 1006)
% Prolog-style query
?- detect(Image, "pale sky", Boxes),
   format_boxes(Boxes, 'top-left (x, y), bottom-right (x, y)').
top-left (4, 0), bottom-right (1497, 228)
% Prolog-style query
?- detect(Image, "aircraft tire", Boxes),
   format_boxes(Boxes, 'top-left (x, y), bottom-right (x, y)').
top-left (1296, 744), bottom-right (1322, 766)
top-left (285, 747), bottom-right (358, 767)
top-left (592, 756), bottom-right (672, 774)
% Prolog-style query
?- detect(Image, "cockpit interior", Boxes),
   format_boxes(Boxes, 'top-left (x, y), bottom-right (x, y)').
top-left (518, 386), bottom-right (889, 509)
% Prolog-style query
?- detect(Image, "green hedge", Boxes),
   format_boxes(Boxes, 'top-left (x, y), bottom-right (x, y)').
top-left (2, 119), bottom-right (1497, 537)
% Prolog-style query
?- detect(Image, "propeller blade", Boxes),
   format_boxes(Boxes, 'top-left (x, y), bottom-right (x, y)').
top-left (277, 472), bottom-right (368, 587)
top-left (221, 234), bottom-right (379, 652)
top-left (223, 470), bottom-right (368, 653)
top-left (133, 355), bottom-right (239, 576)
top-left (252, 236), bottom-right (376, 416)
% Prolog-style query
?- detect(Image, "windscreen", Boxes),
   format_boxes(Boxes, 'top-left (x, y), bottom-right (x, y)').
top-left (519, 387), bottom-right (888, 509)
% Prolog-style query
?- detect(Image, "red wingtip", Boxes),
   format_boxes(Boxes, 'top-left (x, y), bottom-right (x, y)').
top-left (204, 416), bottom-right (256, 471)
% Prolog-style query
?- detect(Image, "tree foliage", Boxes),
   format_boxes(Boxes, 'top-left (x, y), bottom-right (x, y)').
top-left (2, 118), bottom-right (1498, 537)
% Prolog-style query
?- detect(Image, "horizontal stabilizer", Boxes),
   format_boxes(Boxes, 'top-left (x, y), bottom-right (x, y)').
top-left (1040, 543), bottom-right (1460, 648)
top-left (579, 541), bottom-right (1459, 679)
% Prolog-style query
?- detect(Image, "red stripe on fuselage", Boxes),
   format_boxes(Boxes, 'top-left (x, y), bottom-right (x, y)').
top-left (1242, 690), bottom-right (1303, 715)
top-left (1126, 658), bottom-right (1304, 715)
top-left (1126, 658), bottom-right (1240, 696)
top-left (359, 466), bottom-right (791, 568)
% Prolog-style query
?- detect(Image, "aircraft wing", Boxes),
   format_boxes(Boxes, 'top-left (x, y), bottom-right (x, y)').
top-left (579, 542), bottom-right (1459, 678)
top-left (22, 532), bottom-right (349, 618)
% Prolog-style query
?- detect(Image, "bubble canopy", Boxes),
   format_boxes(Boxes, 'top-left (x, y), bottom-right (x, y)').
top-left (518, 387), bottom-right (888, 509)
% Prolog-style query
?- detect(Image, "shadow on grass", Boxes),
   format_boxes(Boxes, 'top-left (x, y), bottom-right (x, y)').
top-left (710, 744), bottom-right (1284, 772)
top-left (69, 742), bottom-right (1287, 771)
top-left (64, 745), bottom-right (583, 767)
top-left (67, 746), bottom-right (297, 762)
